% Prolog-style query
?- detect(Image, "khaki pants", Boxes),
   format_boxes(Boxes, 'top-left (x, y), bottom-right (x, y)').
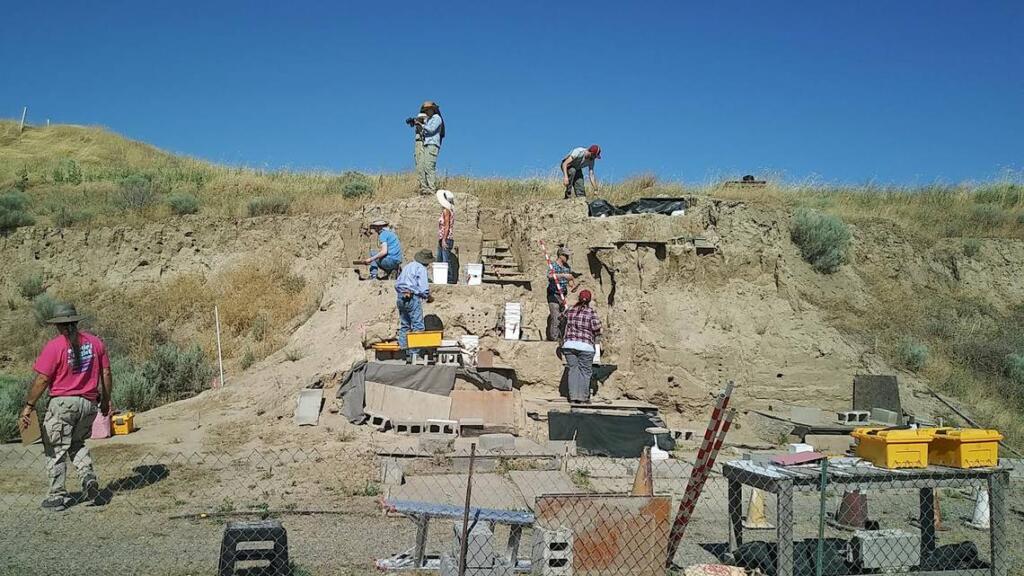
top-left (43, 396), bottom-right (98, 497)
top-left (417, 143), bottom-right (440, 195)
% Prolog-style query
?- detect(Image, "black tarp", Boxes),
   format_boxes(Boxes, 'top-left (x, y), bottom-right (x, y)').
top-left (547, 410), bottom-right (675, 457)
top-left (588, 197), bottom-right (689, 217)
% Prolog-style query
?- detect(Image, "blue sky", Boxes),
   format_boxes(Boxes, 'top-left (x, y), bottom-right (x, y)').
top-left (2, 1), bottom-right (1022, 184)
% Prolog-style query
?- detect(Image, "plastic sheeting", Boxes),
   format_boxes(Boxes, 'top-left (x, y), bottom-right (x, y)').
top-left (588, 197), bottom-right (689, 218)
top-left (548, 410), bottom-right (675, 457)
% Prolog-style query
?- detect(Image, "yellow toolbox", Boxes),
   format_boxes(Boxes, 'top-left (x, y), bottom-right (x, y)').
top-left (112, 412), bottom-right (135, 435)
top-left (852, 427), bottom-right (932, 469)
top-left (928, 428), bottom-right (1002, 468)
top-left (406, 331), bottom-right (443, 348)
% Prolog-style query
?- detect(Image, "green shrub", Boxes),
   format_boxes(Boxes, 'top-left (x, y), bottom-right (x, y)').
top-left (0, 190), bottom-right (34, 235)
top-left (52, 158), bottom-right (83, 185)
top-left (962, 238), bottom-right (981, 258)
top-left (166, 193), bottom-right (200, 215)
top-left (247, 196), bottom-right (291, 217)
top-left (239, 348), bottom-right (256, 370)
top-left (974, 184), bottom-right (1022, 208)
top-left (110, 357), bottom-right (158, 412)
top-left (0, 374), bottom-right (28, 441)
top-left (790, 208), bottom-right (851, 273)
top-left (1006, 353), bottom-right (1024, 386)
top-left (15, 166), bottom-right (29, 192)
top-left (897, 339), bottom-right (929, 371)
top-left (31, 293), bottom-right (60, 326)
top-left (50, 203), bottom-right (91, 228)
top-left (117, 174), bottom-right (157, 210)
top-left (1017, 213), bottom-right (1024, 226)
top-left (16, 271), bottom-right (45, 299)
top-left (142, 343), bottom-right (213, 403)
top-left (338, 171), bottom-right (374, 199)
top-left (969, 203), bottom-right (1007, 227)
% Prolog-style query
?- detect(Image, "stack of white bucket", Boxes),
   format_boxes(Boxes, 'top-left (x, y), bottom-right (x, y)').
top-left (504, 303), bottom-right (521, 340)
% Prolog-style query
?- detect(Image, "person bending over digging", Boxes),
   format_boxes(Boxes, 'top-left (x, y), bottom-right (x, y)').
top-left (546, 246), bottom-right (577, 341)
top-left (363, 219), bottom-right (404, 280)
top-left (560, 144), bottom-right (601, 198)
top-left (561, 290), bottom-right (602, 404)
top-left (19, 303), bottom-right (112, 511)
top-left (395, 250), bottom-right (436, 352)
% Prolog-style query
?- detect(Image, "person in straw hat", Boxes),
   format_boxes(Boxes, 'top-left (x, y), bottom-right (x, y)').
top-left (411, 100), bottom-right (445, 195)
top-left (435, 189), bottom-right (457, 283)
top-left (363, 219), bottom-right (404, 280)
top-left (394, 249), bottom-right (435, 351)
top-left (19, 303), bottom-right (112, 511)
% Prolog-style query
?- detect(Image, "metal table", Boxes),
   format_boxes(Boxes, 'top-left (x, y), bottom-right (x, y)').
top-left (722, 461), bottom-right (1010, 576)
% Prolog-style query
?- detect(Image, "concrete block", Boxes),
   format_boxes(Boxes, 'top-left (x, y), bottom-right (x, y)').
top-left (478, 433), bottom-right (516, 452)
top-left (837, 410), bottom-right (871, 425)
top-left (531, 526), bottom-right (573, 575)
top-left (788, 443), bottom-right (814, 454)
top-left (379, 456), bottom-right (405, 486)
top-left (805, 434), bottom-right (855, 455)
top-left (365, 410), bottom-right (391, 431)
top-left (394, 420), bottom-right (426, 435)
top-left (870, 407), bottom-right (901, 425)
top-left (453, 521), bottom-right (496, 568)
top-left (427, 419), bottom-right (459, 436)
top-left (382, 385), bottom-right (453, 422)
top-left (419, 434), bottom-right (456, 454)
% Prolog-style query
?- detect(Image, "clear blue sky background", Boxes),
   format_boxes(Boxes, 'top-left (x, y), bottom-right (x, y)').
top-left (3, 1), bottom-right (1022, 184)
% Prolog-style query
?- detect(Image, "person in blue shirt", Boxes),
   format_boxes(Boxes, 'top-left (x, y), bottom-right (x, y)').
top-left (394, 249), bottom-right (435, 351)
top-left (546, 246), bottom-right (578, 341)
top-left (412, 101), bottom-right (445, 195)
top-left (363, 220), bottom-right (403, 280)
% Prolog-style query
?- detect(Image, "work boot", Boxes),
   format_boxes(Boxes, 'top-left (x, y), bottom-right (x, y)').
top-left (83, 476), bottom-right (100, 502)
top-left (40, 495), bottom-right (69, 512)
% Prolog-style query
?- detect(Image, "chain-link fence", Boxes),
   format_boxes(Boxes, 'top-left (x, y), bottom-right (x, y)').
top-left (1, 442), bottom-right (1021, 576)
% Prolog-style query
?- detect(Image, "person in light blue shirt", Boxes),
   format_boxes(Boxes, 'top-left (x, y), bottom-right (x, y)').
top-left (394, 249), bottom-right (434, 350)
top-left (412, 101), bottom-right (445, 195)
top-left (363, 220), bottom-right (403, 280)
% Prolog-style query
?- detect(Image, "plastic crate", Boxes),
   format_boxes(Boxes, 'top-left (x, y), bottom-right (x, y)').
top-left (112, 412), bottom-right (135, 435)
top-left (407, 331), bottom-right (443, 348)
top-left (852, 427), bottom-right (931, 469)
top-left (928, 428), bottom-right (1003, 468)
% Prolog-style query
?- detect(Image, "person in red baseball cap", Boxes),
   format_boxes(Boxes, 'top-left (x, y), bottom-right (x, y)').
top-left (560, 144), bottom-right (602, 199)
top-left (560, 289), bottom-right (602, 404)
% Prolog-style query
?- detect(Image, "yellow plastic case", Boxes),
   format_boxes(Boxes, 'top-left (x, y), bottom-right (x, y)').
top-left (406, 331), bottom-right (443, 348)
top-left (112, 412), bottom-right (135, 435)
top-left (852, 427), bottom-right (932, 469)
top-left (928, 428), bottom-right (1002, 468)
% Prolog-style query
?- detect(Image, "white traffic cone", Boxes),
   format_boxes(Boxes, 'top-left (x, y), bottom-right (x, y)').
top-left (743, 488), bottom-right (774, 529)
top-left (966, 489), bottom-right (990, 530)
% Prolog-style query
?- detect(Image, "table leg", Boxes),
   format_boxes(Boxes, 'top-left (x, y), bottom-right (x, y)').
top-left (919, 487), bottom-right (936, 559)
top-left (507, 525), bottom-right (523, 565)
top-left (989, 471), bottom-right (1008, 576)
top-left (777, 481), bottom-right (794, 576)
top-left (728, 478), bottom-right (744, 548)
top-left (414, 515), bottom-right (430, 568)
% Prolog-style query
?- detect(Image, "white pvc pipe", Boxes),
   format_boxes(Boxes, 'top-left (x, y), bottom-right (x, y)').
top-left (214, 305), bottom-right (225, 387)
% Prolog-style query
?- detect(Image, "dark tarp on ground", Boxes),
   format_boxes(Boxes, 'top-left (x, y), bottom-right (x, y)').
top-left (588, 197), bottom-right (689, 218)
top-left (336, 361), bottom-right (515, 423)
top-left (547, 410), bottom-right (675, 457)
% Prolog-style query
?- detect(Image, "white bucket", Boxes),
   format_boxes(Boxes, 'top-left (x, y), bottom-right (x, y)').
top-left (431, 262), bottom-right (449, 284)
top-left (466, 263), bottom-right (483, 286)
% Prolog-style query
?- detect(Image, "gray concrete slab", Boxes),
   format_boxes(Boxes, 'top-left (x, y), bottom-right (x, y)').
top-left (294, 388), bottom-right (324, 426)
top-left (508, 470), bottom-right (578, 510)
top-left (387, 474), bottom-right (527, 511)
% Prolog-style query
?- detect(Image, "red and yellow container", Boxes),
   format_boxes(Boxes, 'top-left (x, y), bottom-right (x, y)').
top-left (928, 428), bottom-right (1002, 468)
top-left (852, 427), bottom-right (932, 469)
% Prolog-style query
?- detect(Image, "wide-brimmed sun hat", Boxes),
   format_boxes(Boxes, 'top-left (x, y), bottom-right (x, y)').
top-left (436, 189), bottom-right (454, 210)
top-left (369, 219), bottom-right (389, 228)
top-left (420, 100), bottom-right (439, 112)
top-left (557, 246), bottom-right (572, 257)
top-left (47, 303), bottom-right (84, 324)
top-left (414, 249), bottom-right (435, 265)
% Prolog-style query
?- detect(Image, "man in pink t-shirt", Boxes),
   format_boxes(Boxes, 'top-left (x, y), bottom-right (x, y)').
top-left (19, 303), bottom-right (112, 511)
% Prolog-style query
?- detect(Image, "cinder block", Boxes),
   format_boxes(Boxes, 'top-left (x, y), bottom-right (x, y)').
top-left (394, 421), bottom-right (426, 435)
top-left (478, 433), bottom-right (516, 452)
top-left (419, 434), bottom-right (456, 454)
top-left (427, 419), bottom-right (459, 436)
top-left (379, 457), bottom-right (405, 486)
top-left (870, 407), bottom-right (901, 425)
top-left (805, 434), bottom-right (854, 455)
top-left (365, 410), bottom-right (391, 431)
top-left (837, 410), bottom-right (870, 425)
top-left (452, 521), bottom-right (496, 569)
top-left (531, 526), bottom-right (573, 575)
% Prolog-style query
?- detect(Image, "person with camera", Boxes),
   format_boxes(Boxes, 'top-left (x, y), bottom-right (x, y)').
top-left (560, 144), bottom-right (601, 198)
top-left (406, 101), bottom-right (445, 195)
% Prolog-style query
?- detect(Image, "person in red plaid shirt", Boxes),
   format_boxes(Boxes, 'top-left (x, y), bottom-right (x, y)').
top-left (561, 290), bottom-right (602, 403)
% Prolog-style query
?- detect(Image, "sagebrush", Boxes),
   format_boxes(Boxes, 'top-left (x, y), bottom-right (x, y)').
top-left (789, 208), bottom-right (851, 273)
